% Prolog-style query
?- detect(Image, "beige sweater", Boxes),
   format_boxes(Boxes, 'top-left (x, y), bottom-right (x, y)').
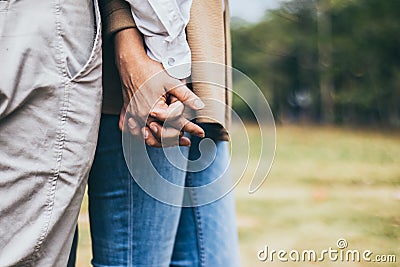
top-left (99, 0), bottom-right (232, 140)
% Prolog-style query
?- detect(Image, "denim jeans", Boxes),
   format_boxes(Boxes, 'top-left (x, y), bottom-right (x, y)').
top-left (0, 0), bottom-right (102, 266)
top-left (85, 114), bottom-right (240, 267)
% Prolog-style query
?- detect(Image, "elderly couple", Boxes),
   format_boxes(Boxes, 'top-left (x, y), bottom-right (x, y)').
top-left (0, 0), bottom-right (239, 266)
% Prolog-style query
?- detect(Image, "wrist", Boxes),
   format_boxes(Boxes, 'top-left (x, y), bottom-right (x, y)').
top-left (114, 28), bottom-right (147, 64)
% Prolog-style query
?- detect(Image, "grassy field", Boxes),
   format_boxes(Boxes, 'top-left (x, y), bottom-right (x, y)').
top-left (75, 125), bottom-right (400, 266)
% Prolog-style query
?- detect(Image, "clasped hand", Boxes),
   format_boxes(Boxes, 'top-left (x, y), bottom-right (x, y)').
top-left (115, 28), bottom-right (205, 147)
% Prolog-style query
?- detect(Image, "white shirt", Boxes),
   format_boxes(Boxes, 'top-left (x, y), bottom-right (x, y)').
top-left (126, 0), bottom-right (192, 79)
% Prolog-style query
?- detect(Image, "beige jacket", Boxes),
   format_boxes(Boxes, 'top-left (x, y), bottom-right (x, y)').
top-left (99, 0), bottom-right (232, 140)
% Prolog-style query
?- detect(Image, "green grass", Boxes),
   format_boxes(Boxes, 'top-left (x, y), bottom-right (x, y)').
top-left (75, 125), bottom-right (400, 266)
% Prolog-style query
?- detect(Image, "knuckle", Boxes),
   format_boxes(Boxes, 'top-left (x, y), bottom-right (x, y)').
top-left (182, 89), bottom-right (191, 101)
top-left (146, 138), bottom-right (158, 147)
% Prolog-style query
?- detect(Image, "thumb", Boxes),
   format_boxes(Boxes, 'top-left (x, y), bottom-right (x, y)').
top-left (119, 107), bottom-right (126, 132)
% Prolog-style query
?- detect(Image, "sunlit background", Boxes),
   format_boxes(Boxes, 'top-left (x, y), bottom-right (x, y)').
top-left (75, 0), bottom-right (400, 266)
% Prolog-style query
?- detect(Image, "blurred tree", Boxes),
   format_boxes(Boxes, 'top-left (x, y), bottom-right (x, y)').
top-left (331, 0), bottom-right (400, 125)
top-left (316, 0), bottom-right (334, 123)
top-left (231, 0), bottom-right (400, 127)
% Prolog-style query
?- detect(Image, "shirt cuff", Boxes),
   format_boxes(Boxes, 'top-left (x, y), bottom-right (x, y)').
top-left (144, 32), bottom-right (192, 79)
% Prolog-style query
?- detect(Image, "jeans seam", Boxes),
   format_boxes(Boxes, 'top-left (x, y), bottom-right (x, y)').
top-left (128, 174), bottom-right (133, 266)
top-left (189, 185), bottom-right (206, 267)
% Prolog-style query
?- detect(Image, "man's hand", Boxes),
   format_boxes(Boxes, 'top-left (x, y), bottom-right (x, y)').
top-left (120, 104), bottom-right (192, 147)
top-left (114, 28), bottom-right (204, 146)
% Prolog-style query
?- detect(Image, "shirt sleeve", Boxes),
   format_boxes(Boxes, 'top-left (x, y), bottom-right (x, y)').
top-left (99, 0), bottom-right (136, 38)
top-left (125, 0), bottom-right (192, 79)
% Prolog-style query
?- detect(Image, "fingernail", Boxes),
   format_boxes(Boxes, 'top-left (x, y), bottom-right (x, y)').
top-left (193, 99), bottom-right (205, 109)
top-left (180, 137), bottom-right (191, 147)
top-left (128, 119), bottom-right (136, 129)
top-left (142, 128), bottom-right (149, 139)
top-left (150, 125), bottom-right (158, 134)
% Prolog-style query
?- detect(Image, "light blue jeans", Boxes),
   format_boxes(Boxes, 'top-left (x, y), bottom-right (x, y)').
top-left (84, 114), bottom-right (240, 267)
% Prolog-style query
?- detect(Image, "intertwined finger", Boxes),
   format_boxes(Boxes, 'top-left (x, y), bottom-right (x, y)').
top-left (142, 123), bottom-right (191, 147)
top-left (150, 100), bottom-right (183, 121)
top-left (165, 79), bottom-right (205, 111)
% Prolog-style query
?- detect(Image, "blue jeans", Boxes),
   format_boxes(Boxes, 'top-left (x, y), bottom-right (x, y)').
top-left (86, 114), bottom-right (240, 267)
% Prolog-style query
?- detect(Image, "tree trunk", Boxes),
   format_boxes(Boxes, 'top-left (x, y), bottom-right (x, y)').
top-left (317, 0), bottom-right (334, 123)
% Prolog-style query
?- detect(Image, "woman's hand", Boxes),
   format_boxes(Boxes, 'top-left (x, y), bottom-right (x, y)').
top-left (114, 28), bottom-right (204, 146)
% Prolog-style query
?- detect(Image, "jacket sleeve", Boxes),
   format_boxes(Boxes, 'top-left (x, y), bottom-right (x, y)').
top-left (99, 0), bottom-right (136, 38)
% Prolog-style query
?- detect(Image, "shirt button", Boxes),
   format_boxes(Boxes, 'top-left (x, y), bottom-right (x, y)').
top-left (168, 57), bottom-right (176, 66)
